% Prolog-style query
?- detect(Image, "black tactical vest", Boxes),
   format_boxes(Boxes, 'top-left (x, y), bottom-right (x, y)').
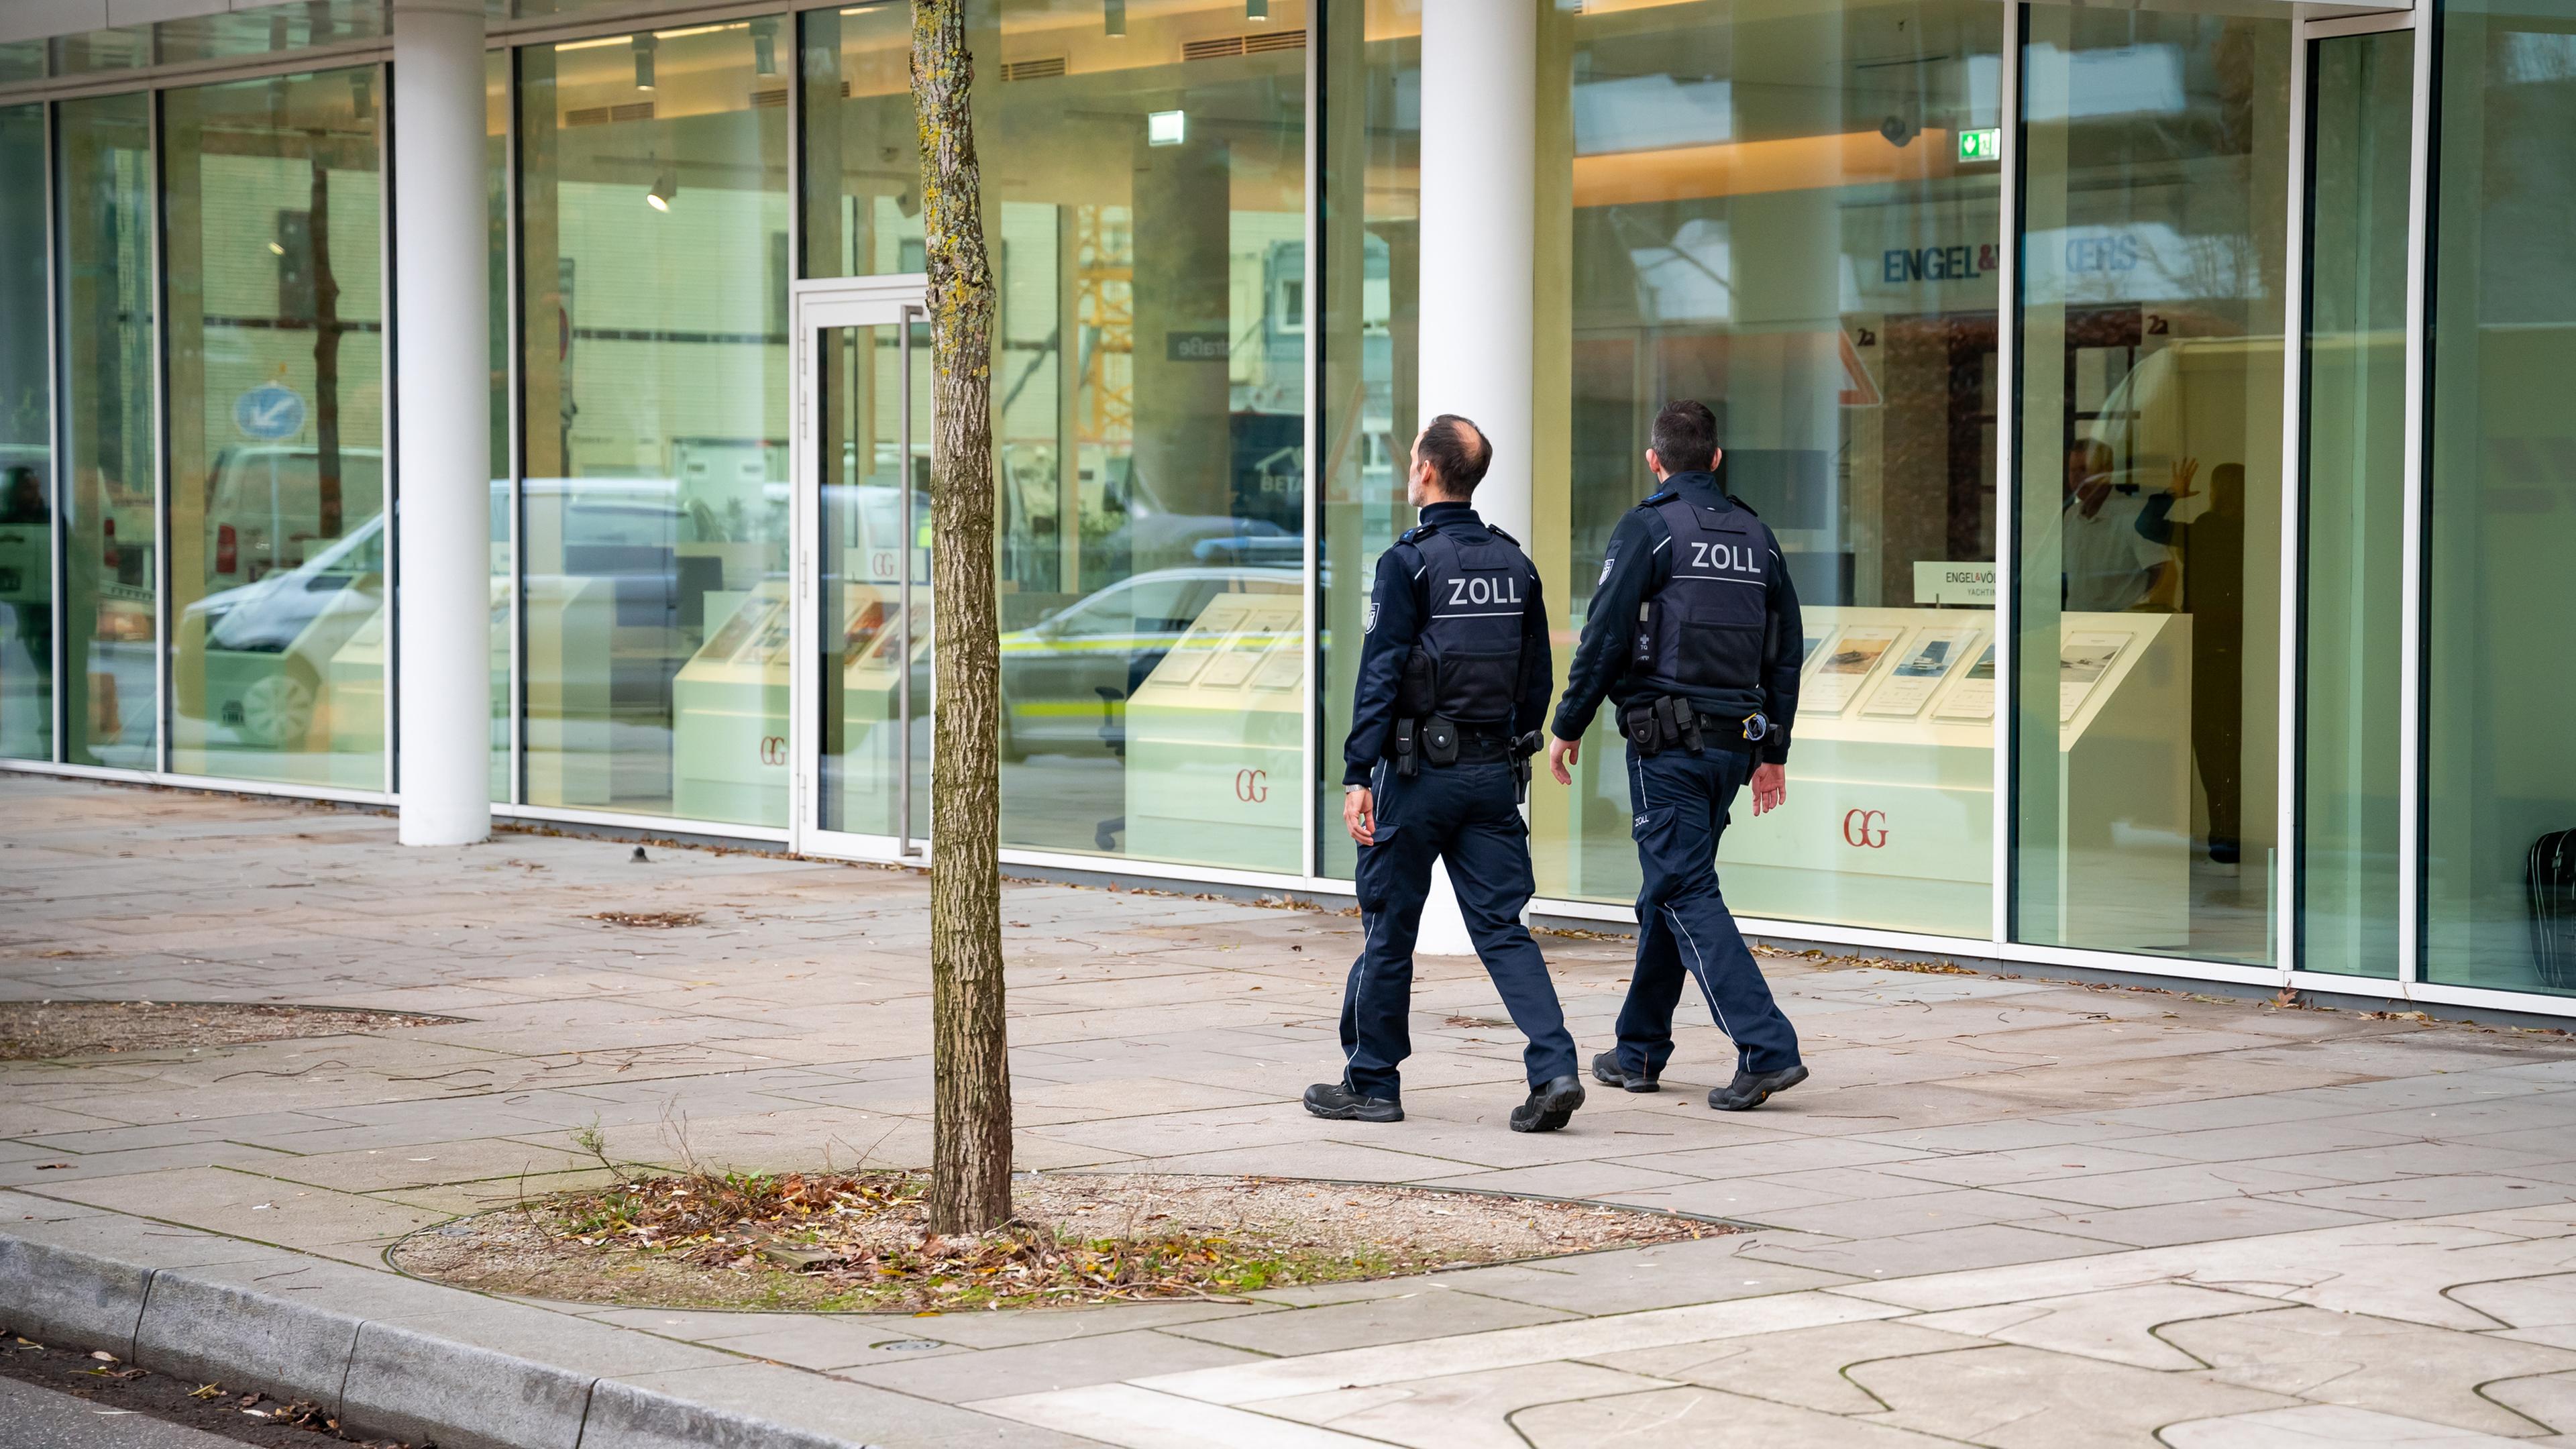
top-left (1628, 492), bottom-right (1777, 708)
top-left (1397, 520), bottom-right (1538, 727)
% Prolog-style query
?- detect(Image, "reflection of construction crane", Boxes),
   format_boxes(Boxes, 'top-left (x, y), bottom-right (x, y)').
top-left (1073, 204), bottom-right (1132, 447)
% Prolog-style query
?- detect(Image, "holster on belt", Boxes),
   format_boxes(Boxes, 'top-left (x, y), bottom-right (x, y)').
top-left (1511, 730), bottom-right (1541, 804)
top-left (1623, 702), bottom-right (1662, 755)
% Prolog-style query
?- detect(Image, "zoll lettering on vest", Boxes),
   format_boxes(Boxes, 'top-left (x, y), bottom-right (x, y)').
top-left (1442, 574), bottom-right (1527, 610)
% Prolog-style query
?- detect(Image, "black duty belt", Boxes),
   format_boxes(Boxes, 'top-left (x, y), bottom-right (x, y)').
top-left (1621, 697), bottom-right (1766, 757)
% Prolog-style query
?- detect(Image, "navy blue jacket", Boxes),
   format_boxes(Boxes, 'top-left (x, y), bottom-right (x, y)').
top-left (1552, 472), bottom-right (1803, 763)
top-left (1342, 501), bottom-right (1554, 786)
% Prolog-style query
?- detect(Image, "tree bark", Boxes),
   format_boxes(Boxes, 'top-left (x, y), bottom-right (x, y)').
top-left (911, 0), bottom-right (1012, 1237)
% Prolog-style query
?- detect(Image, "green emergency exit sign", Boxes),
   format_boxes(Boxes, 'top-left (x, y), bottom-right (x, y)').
top-left (1958, 128), bottom-right (2002, 164)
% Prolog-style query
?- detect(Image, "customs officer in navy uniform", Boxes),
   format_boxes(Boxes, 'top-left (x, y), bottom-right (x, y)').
top-left (1304, 414), bottom-right (1588, 1134)
top-left (1546, 400), bottom-right (1810, 1112)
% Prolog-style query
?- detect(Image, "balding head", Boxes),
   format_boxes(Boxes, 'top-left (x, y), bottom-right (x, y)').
top-left (1411, 413), bottom-right (1491, 506)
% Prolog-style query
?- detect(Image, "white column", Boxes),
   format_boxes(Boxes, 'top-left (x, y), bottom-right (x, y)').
top-left (1418, 0), bottom-right (1537, 543)
top-left (1412, 0), bottom-right (1538, 955)
top-left (392, 0), bottom-right (493, 847)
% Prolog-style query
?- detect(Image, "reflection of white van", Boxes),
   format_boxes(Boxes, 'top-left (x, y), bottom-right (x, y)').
top-left (202, 445), bottom-right (385, 590)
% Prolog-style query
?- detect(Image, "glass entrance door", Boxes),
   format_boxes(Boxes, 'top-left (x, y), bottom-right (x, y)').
top-left (789, 278), bottom-right (930, 859)
top-left (2294, 17), bottom-right (2417, 977)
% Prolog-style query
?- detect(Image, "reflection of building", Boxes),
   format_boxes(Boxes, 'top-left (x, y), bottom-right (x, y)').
top-left (0, 0), bottom-right (2568, 1016)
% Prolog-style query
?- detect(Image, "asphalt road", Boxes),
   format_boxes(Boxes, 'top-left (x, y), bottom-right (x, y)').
top-left (0, 1377), bottom-right (240, 1449)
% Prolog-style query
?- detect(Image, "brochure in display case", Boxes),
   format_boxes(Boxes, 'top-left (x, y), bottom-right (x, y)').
top-left (1861, 627), bottom-right (1978, 719)
top-left (1802, 625), bottom-right (1904, 714)
top-left (1124, 592), bottom-right (1303, 874)
top-left (1933, 643), bottom-right (1998, 722)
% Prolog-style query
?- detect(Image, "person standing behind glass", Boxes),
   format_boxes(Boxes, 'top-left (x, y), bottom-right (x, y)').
top-left (1305, 414), bottom-right (1587, 1135)
top-left (1546, 400), bottom-right (1808, 1112)
top-left (2137, 457), bottom-right (2247, 864)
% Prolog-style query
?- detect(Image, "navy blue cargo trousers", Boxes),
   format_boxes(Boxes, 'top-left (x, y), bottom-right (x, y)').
top-left (1607, 743), bottom-right (1803, 1079)
top-left (1340, 759), bottom-right (1580, 1100)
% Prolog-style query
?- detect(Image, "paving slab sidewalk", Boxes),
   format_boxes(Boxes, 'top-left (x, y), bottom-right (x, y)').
top-left (5, 775), bottom-right (2576, 1447)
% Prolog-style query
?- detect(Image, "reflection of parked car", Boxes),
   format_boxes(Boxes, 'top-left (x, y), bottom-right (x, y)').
top-left (176, 513), bottom-right (384, 748)
top-left (202, 445), bottom-right (385, 590)
top-left (997, 566), bottom-right (1297, 761)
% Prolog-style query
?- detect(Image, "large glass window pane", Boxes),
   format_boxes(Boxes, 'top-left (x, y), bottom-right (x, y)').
top-left (1532, 0), bottom-right (2004, 934)
top-left (1, 104), bottom-right (52, 761)
top-left (490, 48), bottom-right (513, 804)
top-left (2427, 0), bottom-right (2576, 995)
top-left (816, 317), bottom-right (932, 841)
top-left (804, 1), bottom-right (1309, 873)
top-left (2299, 30), bottom-right (2410, 979)
top-left (1317, 1), bottom-right (1419, 883)
top-left (57, 93), bottom-right (157, 771)
top-left (519, 21), bottom-right (792, 826)
top-left (165, 68), bottom-right (387, 789)
top-left (2013, 7), bottom-right (2289, 963)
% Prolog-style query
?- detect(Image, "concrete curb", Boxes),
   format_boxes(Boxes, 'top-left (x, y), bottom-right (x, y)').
top-left (0, 1230), bottom-right (881, 1449)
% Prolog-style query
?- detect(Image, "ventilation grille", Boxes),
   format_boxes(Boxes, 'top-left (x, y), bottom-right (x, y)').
top-left (564, 99), bottom-right (657, 127)
top-left (1183, 28), bottom-right (1305, 61)
top-left (1002, 56), bottom-right (1067, 81)
top-left (751, 87), bottom-right (788, 108)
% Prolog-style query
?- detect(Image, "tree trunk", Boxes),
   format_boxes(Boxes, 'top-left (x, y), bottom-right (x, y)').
top-left (911, 0), bottom-right (1012, 1237)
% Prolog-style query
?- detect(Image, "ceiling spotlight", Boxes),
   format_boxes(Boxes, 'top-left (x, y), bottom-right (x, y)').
top-left (632, 33), bottom-right (657, 91)
top-left (1104, 0), bottom-right (1126, 38)
top-left (647, 168), bottom-right (678, 211)
top-left (751, 17), bottom-right (777, 78)
top-left (1248, 0), bottom-right (1269, 17)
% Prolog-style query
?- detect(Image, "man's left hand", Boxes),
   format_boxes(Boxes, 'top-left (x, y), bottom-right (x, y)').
top-left (1751, 763), bottom-right (1787, 816)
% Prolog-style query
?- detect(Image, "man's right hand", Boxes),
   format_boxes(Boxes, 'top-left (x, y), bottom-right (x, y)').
top-left (1548, 736), bottom-right (1580, 786)
top-left (1343, 786), bottom-right (1375, 846)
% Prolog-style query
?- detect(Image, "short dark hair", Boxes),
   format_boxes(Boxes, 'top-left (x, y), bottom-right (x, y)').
top-left (1650, 400), bottom-right (1719, 473)
top-left (1416, 414), bottom-right (1491, 496)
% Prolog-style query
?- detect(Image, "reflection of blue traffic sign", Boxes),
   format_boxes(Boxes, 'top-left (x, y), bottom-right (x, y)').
top-left (234, 384), bottom-right (305, 440)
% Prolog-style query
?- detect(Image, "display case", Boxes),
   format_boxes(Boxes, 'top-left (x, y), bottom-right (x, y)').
top-left (1715, 605), bottom-right (2187, 942)
top-left (671, 580), bottom-right (792, 823)
top-left (1123, 592), bottom-right (1304, 873)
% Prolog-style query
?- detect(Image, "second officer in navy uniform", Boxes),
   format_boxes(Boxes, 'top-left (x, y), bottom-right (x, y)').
top-left (1304, 414), bottom-right (1588, 1134)
top-left (1546, 400), bottom-right (1811, 1112)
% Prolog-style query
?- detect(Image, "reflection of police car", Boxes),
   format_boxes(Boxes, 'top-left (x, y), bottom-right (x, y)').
top-left (176, 513), bottom-right (384, 748)
top-left (998, 566), bottom-right (1297, 761)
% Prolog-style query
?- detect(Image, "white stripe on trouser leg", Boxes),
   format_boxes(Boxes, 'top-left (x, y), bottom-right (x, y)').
top-left (1342, 759), bottom-right (1390, 1090)
top-left (1664, 905), bottom-right (1735, 1041)
top-left (1342, 911), bottom-right (1381, 1089)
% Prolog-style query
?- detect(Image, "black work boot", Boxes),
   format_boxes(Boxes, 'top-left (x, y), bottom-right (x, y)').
top-left (1509, 1074), bottom-right (1587, 1133)
top-left (1591, 1050), bottom-right (1660, 1094)
top-left (1303, 1081), bottom-right (1403, 1123)
top-left (1708, 1063), bottom-right (1810, 1112)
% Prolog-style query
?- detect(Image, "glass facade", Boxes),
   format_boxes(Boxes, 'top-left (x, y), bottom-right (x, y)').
top-left (804, 0), bottom-right (1309, 871)
top-left (56, 92), bottom-right (157, 771)
top-left (516, 21), bottom-right (792, 826)
top-left (1317, 0), bottom-right (1419, 884)
top-left (4, 0), bottom-right (2573, 1007)
top-left (164, 68), bottom-right (386, 788)
top-left (2427, 0), bottom-right (2576, 997)
top-left (0, 105), bottom-right (49, 761)
top-left (2299, 29), bottom-right (2411, 979)
top-left (1533, 0), bottom-right (2005, 936)
top-left (2013, 7), bottom-right (2289, 964)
